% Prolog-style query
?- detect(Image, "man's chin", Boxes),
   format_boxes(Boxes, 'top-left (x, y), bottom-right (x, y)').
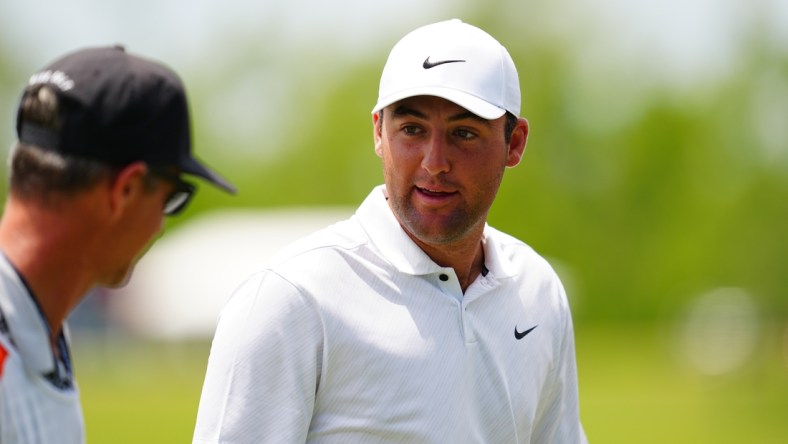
top-left (102, 265), bottom-right (135, 289)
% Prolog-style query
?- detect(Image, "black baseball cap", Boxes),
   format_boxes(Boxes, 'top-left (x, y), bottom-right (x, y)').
top-left (16, 45), bottom-right (236, 194)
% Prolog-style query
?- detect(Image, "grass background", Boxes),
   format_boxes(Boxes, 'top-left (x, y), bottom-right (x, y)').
top-left (75, 322), bottom-right (788, 443)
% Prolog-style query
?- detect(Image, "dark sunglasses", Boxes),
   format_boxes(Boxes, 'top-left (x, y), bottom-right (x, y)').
top-left (150, 168), bottom-right (197, 216)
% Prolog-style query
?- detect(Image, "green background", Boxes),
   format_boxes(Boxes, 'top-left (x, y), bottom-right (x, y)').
top-left (2, 0), bottom-right (787, 442)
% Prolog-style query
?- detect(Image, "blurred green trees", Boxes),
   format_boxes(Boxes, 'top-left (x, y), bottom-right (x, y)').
top-left (181, 25), bottom-right (786, 323)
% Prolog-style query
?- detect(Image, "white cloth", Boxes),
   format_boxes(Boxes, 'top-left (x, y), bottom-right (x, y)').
top-left (0, 254), bottom-right (84, 444)
top-left (194, 185), bottom-right (587, 443)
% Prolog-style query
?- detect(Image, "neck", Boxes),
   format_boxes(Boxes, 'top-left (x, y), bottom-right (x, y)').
top-left (411, 231), bottom-right (486, 293)
top-left (0, 198), bottom-right (99, 338)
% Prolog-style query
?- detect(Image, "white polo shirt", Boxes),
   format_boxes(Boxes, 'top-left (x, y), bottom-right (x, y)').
top-left (194, 185), bottom-right (587, 443)
top-left (0, 254), bottom-right (84, 444)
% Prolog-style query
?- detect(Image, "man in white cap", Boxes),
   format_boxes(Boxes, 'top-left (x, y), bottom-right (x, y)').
top-left (194, 19), bottom-right (587, 443)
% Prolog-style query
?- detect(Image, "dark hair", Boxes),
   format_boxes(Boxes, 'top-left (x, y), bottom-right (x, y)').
top-left (377, 109), bottom-right (520, 144)
top-left (10, 85), bottom-right (156, 200)
top-left (503, 112), bottom-right (517, 144)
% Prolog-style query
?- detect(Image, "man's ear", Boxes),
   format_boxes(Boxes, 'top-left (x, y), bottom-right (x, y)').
top-left (373, 112), bottom-right (384, 158)
top-left (506, 118), bottom-right (529, 168)
top-left (108, 162), bottom-right (149, 218)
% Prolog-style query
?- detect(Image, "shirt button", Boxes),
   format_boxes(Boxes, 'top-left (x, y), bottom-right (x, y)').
top-left (439, 274), bottom-right (449, 281)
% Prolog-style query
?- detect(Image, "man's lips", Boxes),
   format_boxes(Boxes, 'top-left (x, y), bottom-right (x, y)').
top-left (414, 186), bottom-right (457, 201)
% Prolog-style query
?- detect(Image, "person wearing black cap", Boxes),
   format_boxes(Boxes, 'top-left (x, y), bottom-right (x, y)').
top-left (0, 45), bottom-right (235, 443)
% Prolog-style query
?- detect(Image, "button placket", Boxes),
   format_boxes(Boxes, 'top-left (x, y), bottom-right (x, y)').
top-left (433, 270), bottom-right (472, 342)
top-left (435, 270), bottom-right (462, 302)
top-left (461, 299), bottom-right (477, 343)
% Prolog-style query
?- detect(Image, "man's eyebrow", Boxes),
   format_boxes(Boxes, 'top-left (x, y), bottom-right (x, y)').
top-left (448, 111), bottom-right (491, 126)
top-left (392, 105), bottom-right (427, 119)
top-left (392, 106), bottom-right (492, 126)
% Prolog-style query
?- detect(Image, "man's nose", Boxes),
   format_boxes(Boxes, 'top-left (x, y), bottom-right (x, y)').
top-left (421, 133), bottom-right (450, 175)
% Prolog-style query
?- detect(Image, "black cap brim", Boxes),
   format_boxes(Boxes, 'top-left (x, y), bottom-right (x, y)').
top-left (180, 156), bottom-right (237, 194)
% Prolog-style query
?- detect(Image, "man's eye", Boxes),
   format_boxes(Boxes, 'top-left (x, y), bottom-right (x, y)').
top-left (402, 125), bottom-right (421, 135)
top-left (455, 129), bottom-right (475, 140)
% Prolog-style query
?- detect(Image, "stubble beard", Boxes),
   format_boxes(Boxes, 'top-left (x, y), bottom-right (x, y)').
top-left (382, 156), bottom-right (505, 249)
top-left (388, 188), bottom-right (488, 247)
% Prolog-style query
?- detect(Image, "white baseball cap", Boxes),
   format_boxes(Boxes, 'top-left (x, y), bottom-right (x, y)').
top-left (372, 19), bottom-right (520, 120)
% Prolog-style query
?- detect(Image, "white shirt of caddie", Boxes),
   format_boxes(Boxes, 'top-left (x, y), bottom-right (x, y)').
top-left (0, 253), bottom-right (84, 444)
top-left (194, 185), bottom-right (587, 443)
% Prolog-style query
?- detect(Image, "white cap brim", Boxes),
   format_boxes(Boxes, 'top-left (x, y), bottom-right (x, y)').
top-left (372, 86), bottom-right (507, 120)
